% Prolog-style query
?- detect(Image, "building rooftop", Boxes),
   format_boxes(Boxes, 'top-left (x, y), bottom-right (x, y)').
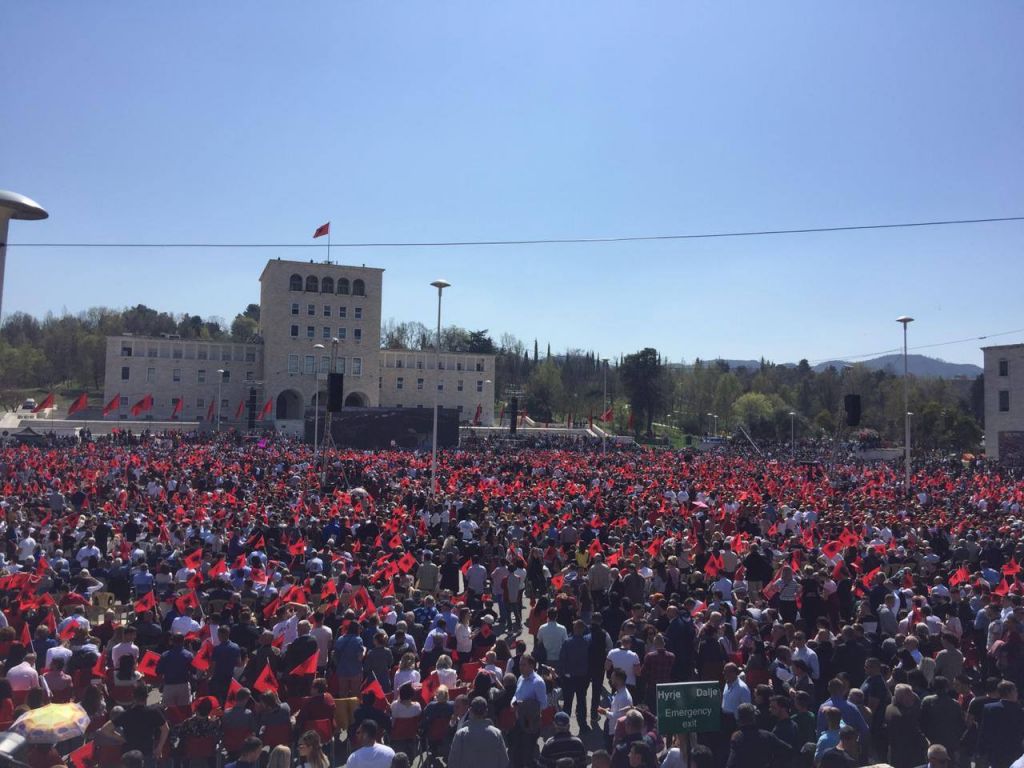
top-left (981, 343), bottom-right (1024, 352)
top-left (259, 258), bottom-right (385, 281)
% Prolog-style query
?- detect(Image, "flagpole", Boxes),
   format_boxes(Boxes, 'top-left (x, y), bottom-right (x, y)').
top-left (327, 228), bottom-right (331, 265)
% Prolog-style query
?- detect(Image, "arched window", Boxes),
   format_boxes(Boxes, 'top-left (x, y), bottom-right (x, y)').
top-left (321, 277), bottom-right (334, 294)
top-left (337, 278), bottom-right (350, 295)
top-left (353, 279), bottom-right (365, 296)
top-left (289, 274), bottom-right (302, 291)
top-left (305, 275), bottom-right (319, 292)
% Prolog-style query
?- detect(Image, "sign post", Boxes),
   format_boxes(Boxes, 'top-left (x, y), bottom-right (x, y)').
top-left (656, 681), bottom-right (721, 735)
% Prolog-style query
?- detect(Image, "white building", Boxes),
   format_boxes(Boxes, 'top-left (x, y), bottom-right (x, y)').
top-left (103, 259), bottom-right (495, 429)
top-left (982, 342), bottom-right (1024, 462)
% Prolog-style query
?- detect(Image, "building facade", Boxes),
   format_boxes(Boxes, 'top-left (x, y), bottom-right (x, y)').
top-left (982, 343), bottom-right (1024, 462)
top-left (102, 258), bottom-right (495, 427)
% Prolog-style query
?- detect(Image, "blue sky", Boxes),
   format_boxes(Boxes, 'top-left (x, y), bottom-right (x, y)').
top-left (3, 1), bottom-right (1022, 365)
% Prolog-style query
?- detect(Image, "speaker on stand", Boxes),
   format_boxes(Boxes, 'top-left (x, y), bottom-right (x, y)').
top-left (509, 397), bottom-right (519, 435)
top-left (844, 394), bottom-right (862, 427)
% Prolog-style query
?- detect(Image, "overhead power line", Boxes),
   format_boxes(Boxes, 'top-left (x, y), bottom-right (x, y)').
top-left (808, 327), bottom-right (1024, 365)
top-left (7, 215), bottom-right (1024, 249)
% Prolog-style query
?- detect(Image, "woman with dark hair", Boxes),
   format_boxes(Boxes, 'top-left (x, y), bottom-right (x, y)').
top-left (0, 679), bottom-right (14, 729)
top-left (470, 671), bottom-right (492, 702)
top-left (113, 653), bottom-right (141, 688)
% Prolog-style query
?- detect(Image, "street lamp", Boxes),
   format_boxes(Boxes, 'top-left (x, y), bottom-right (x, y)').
top-left (707, 413), bottom-right (718, 437)
top-left (215, 369), bottom-right (225, 432)
top-left (897, 316), bottom-right (914, 495)
top-left (789, 411), bottom-right (796, 461)
top-left (313, 343), bottom-right (325, 461)
top-left (430, 279), bottom-right (450, 499)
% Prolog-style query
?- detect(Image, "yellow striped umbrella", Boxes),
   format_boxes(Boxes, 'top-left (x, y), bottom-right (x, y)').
top-left (10, 703), bottom-right (91, 744)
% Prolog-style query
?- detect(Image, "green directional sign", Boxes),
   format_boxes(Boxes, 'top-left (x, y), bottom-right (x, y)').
top-left (656, 681), bottom-right (721, 734)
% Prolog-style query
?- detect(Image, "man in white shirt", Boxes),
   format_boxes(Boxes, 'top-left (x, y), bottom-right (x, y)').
top-left (346, 720), bottom-right (395, 768)
top-left (310, 615), bottom-right (333, 672)
top-left (8, 654), bottom-right (42, 692)
top-left (721, 663), bottom-right (751, 717)
top-left (111, 626), bottom-right (141, 668)
top-left (605, 636), bottom-right (641, 687)
top-left (536, 615), bottom-right (568, 663)
top-left (791, 631), bottom-right (820, 681)
top-left (75, 538), bottom-right (101, 567)
top-left (170, 607), bottom-right (202, 636)
top-left (600, 668), bottom-right (633, 737)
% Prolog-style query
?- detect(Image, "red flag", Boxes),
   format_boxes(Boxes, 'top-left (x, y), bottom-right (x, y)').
top-left (102, 393), bottom-right (121, 417)
top-left (184, 548), bottom-right (203, 570)
top-left (588, 539), bottom-right (603, 557)
top-left (599, 407), bottom-right (613, 422)
top-left (67, 742), bottom-right (94, 768)
top-left (207, 399), bottom-right (216, 422)
top-left (67, 392), bottom-right (89, 416)
top-left (192, 641), bottom-right (214, 672)
top-left (860, 566), bottom-right (881, 589)
top-left (419, 672), bottom-right (440, 705)
top-left (1003, 559), bottom-right (1022, 576)
top-left (550, 573), bottom-right (565, 592)
top-left (397, 552), bottom-right (417, 574)
top-left (473, 404), bottom-right (482, 426)
top-left (208, 558), bottom-right (227, 579)
top-left (822, 540), bottom-right (843, 559)
top-left (949, 566), bottom-right (970, 586)
top-left (174, 590), bottom-right (200, 614)
top-left (460, 559), bottom-right (472, 576)
top-left (704, 554), bottom-right (724, 578)
top-left (138, 650), bottom-right (161, 678)
top-left (288, 539), bottom-right (307, 556)
top-left (31, 393), bottom-right (55, 413)
top-left (134, 590), bottom-right (157, 614)
top-left (171, 397), bottom-right (183, 420)
top-left (313, 222), bottom-right (330, 239)
top-left (234, 399), bottom-right (245, 419)
top-left (224, 678), bottom-right (243, 709)
top-left (254, 663), bottom-right (280, 693)
top-left (289, 652), bottom-right (318, 677)
top-left (994, 578), bottom-right (1011, 597)
top-left (20, 621), bottom-right (31, 646)
top-left (59, 621), bottom-right (79, 642)
top-left (362, 678), bottom-right (389, 711)
top-left (259, 398), bottom-right (273, 420)
top-left (130, 394), bottom-right (154, 417)
top-left (91, 652), bottom-right (107, 678)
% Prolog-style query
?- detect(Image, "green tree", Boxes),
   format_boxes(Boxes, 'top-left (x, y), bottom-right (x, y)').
top-left (619, 348), bottom-right (671, 436)
top-left (525, 359), bottom-right (564, 422)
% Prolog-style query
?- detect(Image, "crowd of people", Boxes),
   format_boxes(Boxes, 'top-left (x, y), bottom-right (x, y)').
top-left (0, 430), bottom-right (1023, 768)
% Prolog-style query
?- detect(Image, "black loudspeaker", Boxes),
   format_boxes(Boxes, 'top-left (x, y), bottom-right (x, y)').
top-left (509, 397), bottom-right (519, 435)
top-left (844, 394), bottom-right (862, 427)
top-left (327, 373), bottom-right (344, 412)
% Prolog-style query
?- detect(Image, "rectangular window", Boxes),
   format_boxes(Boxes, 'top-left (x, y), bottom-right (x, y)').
top-left (304, 355), bottom-right (315, 374)
top-left (197, 369), bottom-right (206, 384)
top-left (147, 346), bottom-right (157, 358)
top-left (438, 360), bottom-right (445, 370)
top-left (1000, 390), bottom-right (1010, 412)
top-left (476, 380), bottom-right (484, 392)
top-left (417, 378), bottom-right (424, 390)
top-left (245, 350), bottom-right (255, 362)
top-left (290, 325), bottom-right (299, 338)
top-left (307, 304), bottom-right (315, 316)
top-left (291, 303), bottom-right (299, 315)
top-left (222, 371), bottom-right (230, 383)
top-left (476, 360), bottom-right (485, 372)
top-left (338, 327), bottom-right (347, 340)
top-left (323, 305), bottom-right (331, 317)
top-left (397, 377), bottom-right (404, 390)
top-left (306, 326), bottom-right (315, 338)
top-left (438, 381), bottom-right (444, 392)
top-left (458, 380), bottom-right (464, 392)
top-left (196, 397), bottom-right (204, 408)
top-left (121, 344), bottom-right (133, 357)
top-left (335, 357), bottom-right (346, 374)
top-left (339, 306), bottom-right (347, 318)
top-left (416, 360), bottom-right (424, 369)
top-left (352, 357), bottom-right (362, 376)
top-left (146, 367), bottom-right (156, 383)
top-left (457, 405), bottom-right (464, 413)
top-left (173, 347), bottom-right (183, 359)
top-left (354, 307), bottom-right (363, 320)
top-left (321, 356), bottom-right (330, 373)
top-left (245, 371), bottom-right (254, 381)
top-left (999, 359), bottom-right (1009, 377)
top-left (456, 361), bottom-right (463, 371)
top-left (288, 354), bottom-right (299, 374)
top-left (198, 348), bottom-right (208, 360)
top-left (221, 348), bottom-right (231, 361)
top-left (221, 398), bottom-right (229, 409)
top-left (121, 366), bottom-right (130, 381)
top-left (323, 326), bottom-right (331, 339)
top-left (172, 368), bottom-right (181, 383)
top-left (354, 328), bottom-right (362, 342)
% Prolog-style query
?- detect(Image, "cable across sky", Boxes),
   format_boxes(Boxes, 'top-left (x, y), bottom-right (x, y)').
top-left (8, 215), bottom-right (1024, 250)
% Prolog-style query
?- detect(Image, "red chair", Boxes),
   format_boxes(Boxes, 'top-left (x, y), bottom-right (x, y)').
top-left (221, 726), bottom-right (250, 755)
top-left (165, 705), bottom-right (193, 727)
top-left (95, 743), bottom-right (123, 766)
top-left (458, 662), bottom-right (481, 683)
top-left (260, 723), bottom-right (293, 749)
top-left (390, 714), bottom-right (422, 759)
top-left (181, 734), bottom-right (218, 763)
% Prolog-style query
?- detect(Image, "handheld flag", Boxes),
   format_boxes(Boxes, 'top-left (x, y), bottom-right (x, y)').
top-left (289, 652), bottom-right (318, 677)
top-left (253, 663), bottom-right (280, 694)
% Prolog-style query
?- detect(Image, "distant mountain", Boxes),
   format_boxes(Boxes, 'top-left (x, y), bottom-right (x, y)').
top-left (812, 354), bottom-right (981, 378)
top-left (669, 355), bottom-right (981, 379)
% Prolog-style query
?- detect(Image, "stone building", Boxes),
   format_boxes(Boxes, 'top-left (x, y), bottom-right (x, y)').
top-left (982, 342), bottom-right (1024, 462)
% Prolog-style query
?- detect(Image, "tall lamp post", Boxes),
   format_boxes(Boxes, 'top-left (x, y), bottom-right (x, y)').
top-left (707, 412), bottom-right (718, 437)
top-left (313, 343), bottom-right (325, 461)
top-left (897, 316), bottom-right (914, 495)
top-left (215, 369), bottom-right (225, 432)
top-left (789, 411), bottom-right (796, 461)
top-left (430, 279), bottom-right (450, 499)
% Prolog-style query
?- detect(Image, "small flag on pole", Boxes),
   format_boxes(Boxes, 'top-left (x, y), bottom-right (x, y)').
top-left (313, 222), bottom-right (330, 239)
